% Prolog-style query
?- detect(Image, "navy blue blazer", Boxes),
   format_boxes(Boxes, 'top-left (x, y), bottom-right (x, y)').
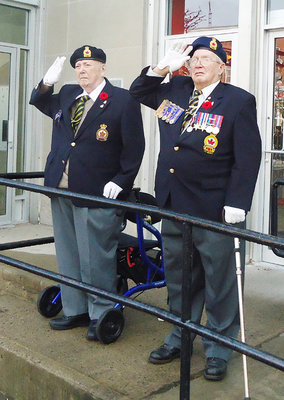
top-left (30, 79), bottom-right (145, 207)
top-left (130, 67), bottom-right (261, 222)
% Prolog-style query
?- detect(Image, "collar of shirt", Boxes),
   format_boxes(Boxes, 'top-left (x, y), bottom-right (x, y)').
top-left (75, 79), bottom-right (106, 102)
top-left (196, 80), bottom-right (220, 108)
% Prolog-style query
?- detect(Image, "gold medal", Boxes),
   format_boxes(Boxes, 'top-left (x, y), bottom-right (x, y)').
top-left (96, 124), bottom-right (109, 141)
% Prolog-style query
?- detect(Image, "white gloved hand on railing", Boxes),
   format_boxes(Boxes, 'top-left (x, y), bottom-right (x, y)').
top-left (43, 56), bottom-right (66, 86)
top-left (157, 41), bottom-right (192, 73)
top-left (103, 181), bottom-right (123, 199)
top-left (224, 206), bottom-right (246, 224)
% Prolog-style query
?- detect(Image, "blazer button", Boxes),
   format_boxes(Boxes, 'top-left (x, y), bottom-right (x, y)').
top-left (71, 142), bottom-right (76, 147)
top-left (174, 146), bottom-right (179, 151)
top-left (62, 160), bottom-right (65, 164)
top-left (169, 168), bottom-right (175, 174)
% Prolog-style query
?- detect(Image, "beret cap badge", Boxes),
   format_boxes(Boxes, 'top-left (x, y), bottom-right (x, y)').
top-left (83, 46), bottom-right (91, 58)
top-left (209, 38), bottom-right (217, 51)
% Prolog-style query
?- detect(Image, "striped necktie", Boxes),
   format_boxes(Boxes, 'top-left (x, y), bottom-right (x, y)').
top-left (181, 89), bottom-right (202, 131)
top-left (71, 95), bottom-right (90, 133)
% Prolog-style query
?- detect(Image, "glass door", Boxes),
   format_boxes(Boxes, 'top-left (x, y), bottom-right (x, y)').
top-left (263, 32), bottom-right (284, 264)
top-left (0, 46), bottom-right (16, 223)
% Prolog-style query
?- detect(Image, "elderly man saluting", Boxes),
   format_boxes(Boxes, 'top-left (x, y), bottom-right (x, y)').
top-left (30, 45), bottom-right (144, 341)
top-left (130, 37), bottom-right (261, 380)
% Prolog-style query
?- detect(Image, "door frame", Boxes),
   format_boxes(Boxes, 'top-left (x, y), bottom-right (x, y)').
top-left (262, 29), bottom-right (284, 265)
top-left (0, 45), bottom-right (17, 225)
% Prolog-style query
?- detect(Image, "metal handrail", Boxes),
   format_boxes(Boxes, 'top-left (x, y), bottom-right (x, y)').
top-left (0, 174), bottom-right (283, 400)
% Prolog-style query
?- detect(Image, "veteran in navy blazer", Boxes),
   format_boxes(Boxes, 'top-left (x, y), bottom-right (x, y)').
top-left (30, 45), bottom-right (145, 340)
top-left (130, 37), bottom-right (261, 380)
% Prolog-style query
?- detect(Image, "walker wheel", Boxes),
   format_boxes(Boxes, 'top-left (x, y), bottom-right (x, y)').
top-left (37, 285), bottom-right (62, 318)
top-left (96, 309), bottom-right (125, 344)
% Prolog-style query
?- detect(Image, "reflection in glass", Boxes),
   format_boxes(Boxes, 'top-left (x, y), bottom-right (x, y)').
top-left (0, 53), bottom-right (10, 215)
top-left (272, 38), bottom-right (284, 151)
top-left (272, 154), bottom-right (284, 238)
top-left (168, 0), bottom-right (239, 35)
top-left (0, 4), bottom-right (28, 46)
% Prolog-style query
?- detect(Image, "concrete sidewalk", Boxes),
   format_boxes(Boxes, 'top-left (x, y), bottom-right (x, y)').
top-left (0, 223), bottom-right (283, 400)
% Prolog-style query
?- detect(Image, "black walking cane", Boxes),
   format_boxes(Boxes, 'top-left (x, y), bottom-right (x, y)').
top-left (234, 237), bottom-right (251, 400)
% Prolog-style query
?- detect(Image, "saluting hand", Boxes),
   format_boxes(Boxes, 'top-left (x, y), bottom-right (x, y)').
top-left (43, 56), bottom-right (66, 86)
top-left (157, 41), bottom-right (192, 74)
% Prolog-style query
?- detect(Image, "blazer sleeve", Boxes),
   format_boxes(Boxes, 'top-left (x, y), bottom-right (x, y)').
top-left (225, 95), bottom-right (262, 211)
top-left (129, 67), bottom-right (166, 110)
top-left (29, 80), bottom-right (60, 119)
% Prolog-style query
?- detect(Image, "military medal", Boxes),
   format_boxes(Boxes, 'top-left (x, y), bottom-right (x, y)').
top-left (193, 112), bottom-right (223, 134)
top-left (96, 124), bottom-right (109, 141)
top-left (156, 99), bottom-right (184, 124)
top-left (203, 134), bottom-right (218, 154)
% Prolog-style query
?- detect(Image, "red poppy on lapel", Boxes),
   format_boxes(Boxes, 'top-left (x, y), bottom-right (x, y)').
top-left (99, 92), bottom-right (108, 100)
top-left (202, 100), bottom-right (213, 109)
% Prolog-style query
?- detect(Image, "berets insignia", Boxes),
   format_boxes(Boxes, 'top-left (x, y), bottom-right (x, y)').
top-left (156, 99), bottom-right (184, 124)
top-left (210, 38), bottom-right (217, 51)
top-left (83, 46), bottom-right (91, 58)
top-left (96, 124), bottom-right (109, 141)
top-left (203, 134), bottom-right (218, 154)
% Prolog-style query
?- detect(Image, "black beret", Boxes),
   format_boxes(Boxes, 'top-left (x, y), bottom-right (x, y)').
top-left (189, 37), bottom-right (227, 63)
top-left (70, 45), bottom-right (106, 68)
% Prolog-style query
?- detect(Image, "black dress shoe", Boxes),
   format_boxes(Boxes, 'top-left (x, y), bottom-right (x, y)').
top-left (204, 358), bottom-right (227, 381)
top-left (86, 319), bottom-right (98, 341)
top-left (49, 313), bottom-right (90, 330)
top-left (149, 344), bottom-right (181, 364)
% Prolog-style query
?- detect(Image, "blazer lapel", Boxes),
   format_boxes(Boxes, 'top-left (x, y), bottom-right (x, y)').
top-left (62, 86), bottom-right (83, 134)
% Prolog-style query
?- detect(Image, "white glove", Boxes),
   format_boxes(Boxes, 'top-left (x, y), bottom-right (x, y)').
top-left (157, 41), bottom-right (192, 73)
top-left (224, 206), bottom-right (246, 224)
top-left (103, 181), bottom-right (123, 199)
top-left (43, 56), bottom-right (66, 86)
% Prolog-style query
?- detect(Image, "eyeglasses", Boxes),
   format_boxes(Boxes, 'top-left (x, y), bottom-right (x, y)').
top-left (189, 56), bottom-right (220, 67)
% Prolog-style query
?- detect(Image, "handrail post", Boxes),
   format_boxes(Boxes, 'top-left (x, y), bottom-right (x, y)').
top-left (180, 222), bottom-right (193, 400)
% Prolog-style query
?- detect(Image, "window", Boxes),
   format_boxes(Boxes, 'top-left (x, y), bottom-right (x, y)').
top-left (267, 0), bottom-right (284, 25)
top-left (0, 4), bottom-right (28, 45)
top-left (168, 0), bottom-right (239, 35)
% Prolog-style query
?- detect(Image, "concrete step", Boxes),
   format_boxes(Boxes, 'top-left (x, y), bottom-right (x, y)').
top-left (0, 224), bottom-right (283, 399)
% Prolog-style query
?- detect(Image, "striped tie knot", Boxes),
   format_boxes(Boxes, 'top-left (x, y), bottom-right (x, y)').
top-left (182, 89), bottom-right (203, 132)
top-left (71, 95), bottom-right (90, 133)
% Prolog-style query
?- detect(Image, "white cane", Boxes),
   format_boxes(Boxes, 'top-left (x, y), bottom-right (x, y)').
top-left (234, 237), bottom-right (251, 400)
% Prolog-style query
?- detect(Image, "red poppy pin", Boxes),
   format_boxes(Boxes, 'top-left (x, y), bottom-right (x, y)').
top-left (202, 100), bottom-right (213, 109)
top-left (99, 92), bottom-right (108, 100)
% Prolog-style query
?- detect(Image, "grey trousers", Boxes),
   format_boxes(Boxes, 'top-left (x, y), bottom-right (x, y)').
top-left (162, 218), bottom-right (245, 361)
top-left (51, 197), bottom-right (123, 320)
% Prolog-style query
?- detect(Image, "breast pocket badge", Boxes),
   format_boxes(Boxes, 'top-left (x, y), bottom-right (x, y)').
top-left (96, 124), bottom-right (109, 141)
